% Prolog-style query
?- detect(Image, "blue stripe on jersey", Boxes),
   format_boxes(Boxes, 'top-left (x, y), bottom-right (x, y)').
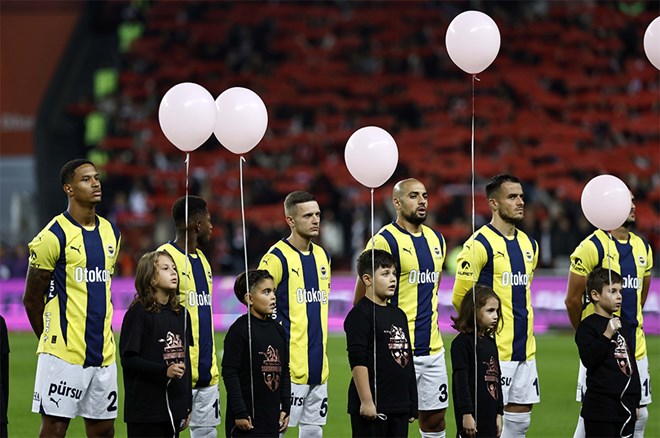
top-left (615, 239), bottom-right (638, 353)
top-left (82, 228), bottom-right (106, 367)
top-left (50, 222), bottom-right (68, 343)
top-left (506, 236), bottom-right (528, 362)
top-left (271, 248), bottom-right (290, 339)
top-left (191, 256), bottom-right (212, 387)
top-left (475, 234), bottom-right (494, 288)
top-left (590, 235), bottom-right (604, 263)
top-left (302, 252), bottom-right (323, 385)
top-left (411, 234), bottom-right (434, 355)
top-left (379, 230), bottom-right (400, 306)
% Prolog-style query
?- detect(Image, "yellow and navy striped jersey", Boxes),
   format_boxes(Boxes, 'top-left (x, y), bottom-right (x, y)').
top-left (453, 224), bottom-right (538, 362)
top-left (158, 242), bottom-right (219, 387)
top-left (569, 229), bottom-right (653, 360)
top-left (27, 212), bottom-right (120, 366)
top-left (258, 239), bottom-right (330, 385)
top-left (364, 222), bottom-right (446, 356)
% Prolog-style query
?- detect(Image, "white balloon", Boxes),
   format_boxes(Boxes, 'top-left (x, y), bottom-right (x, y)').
top-left (345, 126), bottom-right (399, 188)
top-left (214, 87), bottom-right (268, 155)
top-left (644, 16), bottom-right (660, 70)
top-left (580, 175), bottom-right (632, 231)
top-left (158, 82), bottom-right (216, 152)
top-left (446, 10), bottom-right (501, 74)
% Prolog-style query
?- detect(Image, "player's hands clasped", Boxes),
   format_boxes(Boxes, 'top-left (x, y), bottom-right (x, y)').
top-left (279, 411), bottom-right (290, 432)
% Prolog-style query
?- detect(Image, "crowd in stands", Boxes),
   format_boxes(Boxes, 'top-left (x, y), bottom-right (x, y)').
top-left (3, 0), bottom-right (658, 278)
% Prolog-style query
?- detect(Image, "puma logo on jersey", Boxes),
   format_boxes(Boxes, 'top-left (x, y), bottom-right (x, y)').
top-left (291, 268), bottom-right (300, 277)
top-left (181, 272), bottom-right (191, 279)
top-left (70, 245), bottom-right (82, 254)
top-left (403, 248), bottom-right (413, 255)
top-left (495, 251), bottom-right (505, 258)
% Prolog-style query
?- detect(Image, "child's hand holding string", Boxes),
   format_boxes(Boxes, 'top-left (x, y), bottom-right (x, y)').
top-left (278, 411), bottom-right (289, 432)
top-left (604, 317), bottom-right (622, 339)
top-left (167, 362), bottom-right (186, 379)
top-left (235, 417), bottom-right (254, 431)
top-left (462, 413), bottom-right (477, 438)
top-left (359, 400), bottom-right (378, 420)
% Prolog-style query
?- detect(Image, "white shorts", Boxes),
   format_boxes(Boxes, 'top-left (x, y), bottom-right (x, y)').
top-left (288, 382), bottom-right (328, 427)
top-left (413, 349), bottom-right (449, 411)
top-left (32, 353), bottom-right (118, 419)
top-left (576, 356), bottom-right (652, 405)
top-left (500, 359), bottom-right (540, 405)
top-left (190, 384), bottom-right (221, 428)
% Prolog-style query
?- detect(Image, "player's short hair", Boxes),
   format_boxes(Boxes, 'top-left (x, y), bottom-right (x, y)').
top-left (284, 191), bottom-right (316, 216)
top-left (586, 267), bottom-right (623, 297)
top-left (485, 174), bottom-right (520, 199)
top-left (451, 284), bottom-right (503, 337)
top-left (172, 196), bottom-right (208, 228)
top-left (233, 269), bottom-right (274, 305)
top-left (133, 250), bottom-right (180, 313)
top-left (356, 249), bottom-right (397, 281)
top-left (60, 159), bottom-right (95, 185)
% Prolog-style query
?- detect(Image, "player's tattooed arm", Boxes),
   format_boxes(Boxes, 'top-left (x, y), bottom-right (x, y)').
top-left (23, 266), bottom-right (53, 338)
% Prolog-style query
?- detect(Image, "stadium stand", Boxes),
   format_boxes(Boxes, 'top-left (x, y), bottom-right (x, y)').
top-left (3, 0), bottom-right (658, 277)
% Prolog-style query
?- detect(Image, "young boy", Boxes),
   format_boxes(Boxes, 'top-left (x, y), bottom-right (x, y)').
top-left (344, 249), bottom-right (417, 437)
top-left (221, 270), bottom-right (291, 437)
top-left (575, 267), bottom-right (641, 437)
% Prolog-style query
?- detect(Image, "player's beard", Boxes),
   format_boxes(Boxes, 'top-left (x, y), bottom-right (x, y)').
top-left (500, 209), bottom-right (523, 226)
top-left (623, 218), bottom-right (634, 229)
top-left (402, 209), bottom-right (426, 226)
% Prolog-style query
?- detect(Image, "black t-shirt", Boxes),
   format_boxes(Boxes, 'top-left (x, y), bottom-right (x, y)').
top-left (575, 313), bottom-right (641, 422)
top-left (120, 302), bottom-right (193, 424)
top-left (451, 332), bottom-right (503, 438)
top-left (222, 314), bottom-right (291, 437)
top-left (344, 297), bottom-right (417, 416)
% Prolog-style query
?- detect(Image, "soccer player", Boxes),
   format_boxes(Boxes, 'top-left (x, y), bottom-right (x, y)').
top-left (452, 174), bottom-right (539, 438)
top-left (23, 159), bottom-right (121, 437)
top-left (353, 178), bottom-right (448, 438)
top-left (565, 192), bottom-right (653, 438)
top-left (158, 196), bottom-right (221, 438)
top-left (258, 191), bottom-right (331, 438)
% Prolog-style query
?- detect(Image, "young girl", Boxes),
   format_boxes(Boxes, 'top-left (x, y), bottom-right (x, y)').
top-left (451, 285), bottom-right (504, 438)
top-left (120, 250), bottom-right (192, 437)
top-left (222, 270), bottom-right (291, 437)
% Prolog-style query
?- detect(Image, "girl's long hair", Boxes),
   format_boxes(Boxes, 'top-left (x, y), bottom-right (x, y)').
top-left (451, 284), bottom-right (503, 337)
top-left (132, 250), bottom-right (180, 313)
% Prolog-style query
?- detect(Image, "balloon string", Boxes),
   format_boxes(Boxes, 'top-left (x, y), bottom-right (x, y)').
top-left (471, 73), bottom-right (478, 424)
top-left (370, 188), bottom-right (378, 413)
top-left (183, 153), bottom-right (190, 352)
top-left (239, 155), bottom-right (255, 419)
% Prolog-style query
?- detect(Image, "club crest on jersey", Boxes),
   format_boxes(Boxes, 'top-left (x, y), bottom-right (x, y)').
top-left (433, 246), bottom-right (441, 257)
top-left (106, 244), bottom-right (115, 257)
top-left (320, 265), bottom-right (328, 279)
top-left (524, 250), bottom-right (533, 263)
top-left (638, 255), bottom-right (647, 267)
top-left (259, 345), bottom-right (281, 392)
top-left (386, 324), bottom-right (410, 368)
